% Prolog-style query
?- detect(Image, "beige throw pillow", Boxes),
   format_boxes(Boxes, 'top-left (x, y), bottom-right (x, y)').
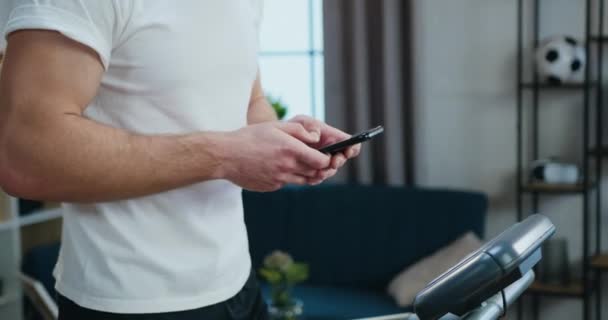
top-left (387, 232), bottom-right (483, 307)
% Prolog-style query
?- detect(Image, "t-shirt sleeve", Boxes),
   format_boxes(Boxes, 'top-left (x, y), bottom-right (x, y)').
top-left (3, 0), bottom-right (118, 69)
top-left (252, 0), bottom-right (264, 32)
top-left (0, 1), bottom-right (11, 51)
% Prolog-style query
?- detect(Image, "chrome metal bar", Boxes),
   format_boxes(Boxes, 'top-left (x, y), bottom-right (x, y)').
top-left (460, 270), bottom-right (535, 320)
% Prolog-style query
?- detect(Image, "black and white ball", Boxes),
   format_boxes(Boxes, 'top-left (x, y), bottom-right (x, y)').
top-left (535, 36), bottom-right (585, 85)
top-left (530, 159), bottom-right (579, 184)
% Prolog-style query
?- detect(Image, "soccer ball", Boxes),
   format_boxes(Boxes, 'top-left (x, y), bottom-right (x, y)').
top-left (534, 36), bottom-right (585, 85)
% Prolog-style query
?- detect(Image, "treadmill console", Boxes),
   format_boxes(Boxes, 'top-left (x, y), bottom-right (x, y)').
top-left (413, 215), bottom-right (555, 320)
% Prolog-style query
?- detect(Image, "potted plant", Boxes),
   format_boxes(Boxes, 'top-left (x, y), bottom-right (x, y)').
top-left (259, 250), bottom-right (308, 320)
top-left (267, 95), bottom-right (288, 120)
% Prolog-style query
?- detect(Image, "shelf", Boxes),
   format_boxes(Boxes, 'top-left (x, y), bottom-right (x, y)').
top-left (18, 208), bottom-right (62, 227)
top-left (591, 254), bottom-right (608, 270)
top-left (527, 280), bottom-right (586, 298)
top-left (519, 82), bottom-right (596, 90)
top-left (590, 36), bottom-right (608, 42)
top-left (589, 146), bottom-right (608, 157)
top-left (521, 182), bottom-right (592, 194)
top-left (0, 293), bottom-right (19, 306)
top-left (0, 220), bottom-right (16, 232)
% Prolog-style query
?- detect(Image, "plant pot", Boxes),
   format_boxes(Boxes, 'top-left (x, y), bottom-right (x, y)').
top-left (268, 299), bottom-right (303, 320)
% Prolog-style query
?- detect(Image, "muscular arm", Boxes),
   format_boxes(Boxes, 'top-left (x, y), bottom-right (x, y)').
top-left (0, 31), bottom-right (229, 202)
top-left (0, 31), bottom-right (330, 202)
top-left (247, 72), bottom-right (278, 124)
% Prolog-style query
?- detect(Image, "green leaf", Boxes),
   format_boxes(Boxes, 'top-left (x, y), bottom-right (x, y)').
top-left (259, 268), bottom-right (282, 284)
top-left (285, 263), bottom-right (309, 285)
top-left (267, 95), bottom-right (288, 120)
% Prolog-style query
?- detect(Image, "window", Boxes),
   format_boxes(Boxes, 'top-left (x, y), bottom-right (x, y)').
top-left (259, 0), bottom-right (324, 120)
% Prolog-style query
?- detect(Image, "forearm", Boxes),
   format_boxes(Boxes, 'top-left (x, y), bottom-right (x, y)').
top-left (0, 114), bottom-right (226, 203)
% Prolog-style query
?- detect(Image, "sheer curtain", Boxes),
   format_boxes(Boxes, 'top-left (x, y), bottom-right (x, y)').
top-left (323, 0), bottom-right (415, 186)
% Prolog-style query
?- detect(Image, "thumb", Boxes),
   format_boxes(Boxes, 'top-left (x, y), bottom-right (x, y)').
top-left (279, 122), bottom-right (320, 144)
top-left (290, 116), bottom-right (321, 142)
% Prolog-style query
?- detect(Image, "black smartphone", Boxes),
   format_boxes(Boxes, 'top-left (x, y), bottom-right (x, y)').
top-left (318, 125), bottom-right (384, 155)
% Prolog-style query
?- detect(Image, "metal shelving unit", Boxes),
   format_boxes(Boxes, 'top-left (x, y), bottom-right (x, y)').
top-left (515, 0), bottom-right (604, 319)
top-left (591, 254), bottom-right (608, 269)
top-left (519, 82), bottom-right (598, 90)
top-left (521, 182), bottom-right (595, 194)
top-left (590, 0), bottom-right (606, 318)
top-left (527, 281), bottom-right (586, 298)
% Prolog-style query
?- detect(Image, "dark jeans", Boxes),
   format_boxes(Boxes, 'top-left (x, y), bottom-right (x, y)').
top-left (58, 271), bottom-right (270, 320)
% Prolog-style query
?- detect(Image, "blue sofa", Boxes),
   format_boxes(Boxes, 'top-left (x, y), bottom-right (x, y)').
top-left (243, 185), bottom-right (487, 320)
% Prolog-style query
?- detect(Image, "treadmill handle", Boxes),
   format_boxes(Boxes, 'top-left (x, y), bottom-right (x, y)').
top-left (459, 270), bottom-right (535, 320)
top-left (352, 271), bottom-right (536, 320)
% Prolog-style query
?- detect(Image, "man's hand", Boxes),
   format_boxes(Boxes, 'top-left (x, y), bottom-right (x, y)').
top-left (219, 121), bottom-right (332, 192)
top-left (288, 115), bottom-right (361, 185)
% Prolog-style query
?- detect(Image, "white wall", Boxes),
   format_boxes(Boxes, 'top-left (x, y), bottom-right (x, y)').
top-left (412, 0), bottom-right (608, 319)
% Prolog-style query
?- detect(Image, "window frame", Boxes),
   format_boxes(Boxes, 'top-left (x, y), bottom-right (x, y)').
top-left (258, 0), bottom-right (324, 120)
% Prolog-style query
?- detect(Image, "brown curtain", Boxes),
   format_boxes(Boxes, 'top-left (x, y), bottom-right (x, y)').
top-left (324, 0), bottom-right (414, 186)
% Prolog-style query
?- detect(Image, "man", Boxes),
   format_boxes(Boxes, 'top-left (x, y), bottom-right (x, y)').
top-left (0, 1), bottom-right (360, 319)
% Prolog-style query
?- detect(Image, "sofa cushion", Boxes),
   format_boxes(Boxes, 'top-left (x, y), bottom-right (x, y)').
top-left (261, 284), bottom-right (409, 320)
top-left (387, 232), bottom-right (483, 307)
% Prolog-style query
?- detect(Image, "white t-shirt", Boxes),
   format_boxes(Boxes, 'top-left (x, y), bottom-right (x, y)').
top-left (4, 0), bottom-right (262, 314)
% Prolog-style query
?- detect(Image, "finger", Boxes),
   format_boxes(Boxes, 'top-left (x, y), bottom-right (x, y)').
top-left (294, 162), bottom-right (319, 178)
top-left (279, 163), bottom-right (317, 178)
top-left (279, 122), bottom-right (320, 144)
top-left (309, 168), bottom-right (338, 183)
top-left (282, 174), bottom-right (308, 185)
top-left (320, 123), bottom-right (351, 142)
top-left (345, 144), bottom-right (362, 158)
top-left (330, 153), bottom-right (347, 169)
top-left (289, 141), bottom-right (331, 170)
top-left (290, 115), bottom-right (322, 139)
top-left (321, 168), bottom-right (338, 180)
top-left (308, 179), bottom-right (324, 186)
top-left (307, 172), bottom-right (324, 185)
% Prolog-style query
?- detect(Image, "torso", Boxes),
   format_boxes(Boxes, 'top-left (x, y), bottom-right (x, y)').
top-left (53, 0), bottom-right (261, 313)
